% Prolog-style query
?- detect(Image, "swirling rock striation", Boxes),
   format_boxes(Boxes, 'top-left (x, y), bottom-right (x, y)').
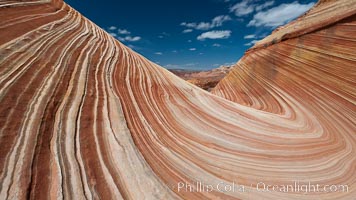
top-left (0, 0), bottom-right (355, 199)
top-left (212, 0), bottom-right (356, 113)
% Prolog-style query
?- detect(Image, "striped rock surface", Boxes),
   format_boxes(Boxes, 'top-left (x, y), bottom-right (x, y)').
top-left (0, 0), bottom-right (355, 199)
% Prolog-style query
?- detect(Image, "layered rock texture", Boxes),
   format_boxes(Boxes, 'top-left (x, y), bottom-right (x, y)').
top-left (0, 0), bottom-right (355, 199)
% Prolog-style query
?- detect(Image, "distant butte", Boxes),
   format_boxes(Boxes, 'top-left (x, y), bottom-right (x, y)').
top-left (169, 65), bottom-right (232, 91)
top-left (0, 0), bottom-right (355, 199)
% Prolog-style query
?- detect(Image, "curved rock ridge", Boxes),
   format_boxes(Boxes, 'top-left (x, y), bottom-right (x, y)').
top-left (212, 1), bottom-right (356, 113)
top-left (249, 0), bottom-right (356, 50)
top-left (0, 0), bottom-right (355, 200)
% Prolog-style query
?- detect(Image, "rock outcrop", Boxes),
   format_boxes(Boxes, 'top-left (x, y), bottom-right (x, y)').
top-left (0, 0), bottom-right (355, 199)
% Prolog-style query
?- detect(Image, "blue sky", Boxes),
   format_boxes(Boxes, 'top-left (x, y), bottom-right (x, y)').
top-left (64, 0), bottom-right (316, 70)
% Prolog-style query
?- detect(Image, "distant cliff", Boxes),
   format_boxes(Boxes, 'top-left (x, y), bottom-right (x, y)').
top-left (169, 65), bottom-right (232, 91)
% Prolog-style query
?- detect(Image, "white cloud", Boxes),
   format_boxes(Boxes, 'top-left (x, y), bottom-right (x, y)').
top-left (108, 26), bottom-right (117, 30)
top-left (183, 29), bottom-right (193, 33)
top-left (248, 2), bottom-right (314, 27)
top-left (223, 62), bottom-right (236, 66)
top-left (256, 1), bottom-right (275, 11)
top-left (211, 15), bottom-right (232, 27)
top-left (230, 0), bottom-right (255, 16)
top-left (189, 48), bottom-right (196, 51)
top-left (165, 64), bottom-right (179, 68)
top-left (109, 33), bottom-right (117, 37)
top-left (118, 36), bottom-right (141, 42)
top-left (172, 50), bottom-right (178, 53)
top-left (181, 15), bottom-right (231, 30)
top-left (112, 28), bottom-right (142, 43)
top-left (188, 40), bottom-right (192, 43)
top-left (213, 62), bottom-right (236, 67)
top-left (244, 39), bottom-right (259, 46)
top-left (230, 0), bottom-right (275, 16)
top-left (127, 44), bottom-right (136, 49)
top-left (197, 30), bottom-right (231, 41)
top-left (158, 32), bottom-right (169, 38)
top-left (244, 34), bottom-right (255, 39)
top-left (155, 52), bottom-right (163, 55)
top-left (126, 36), bottom-right (141, 42)
top-left (118, 29), bottom-right (131, 34)
top-left (181, 22), bottom-right (196, 28)
top-left (212, 43), bottom-right (221, 47)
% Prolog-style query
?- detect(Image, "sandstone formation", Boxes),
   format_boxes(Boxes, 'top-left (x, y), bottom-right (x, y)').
top-left (170, 65), bottom-right (232, 91)
top-left (0, 0), bottom-right (355, 200)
